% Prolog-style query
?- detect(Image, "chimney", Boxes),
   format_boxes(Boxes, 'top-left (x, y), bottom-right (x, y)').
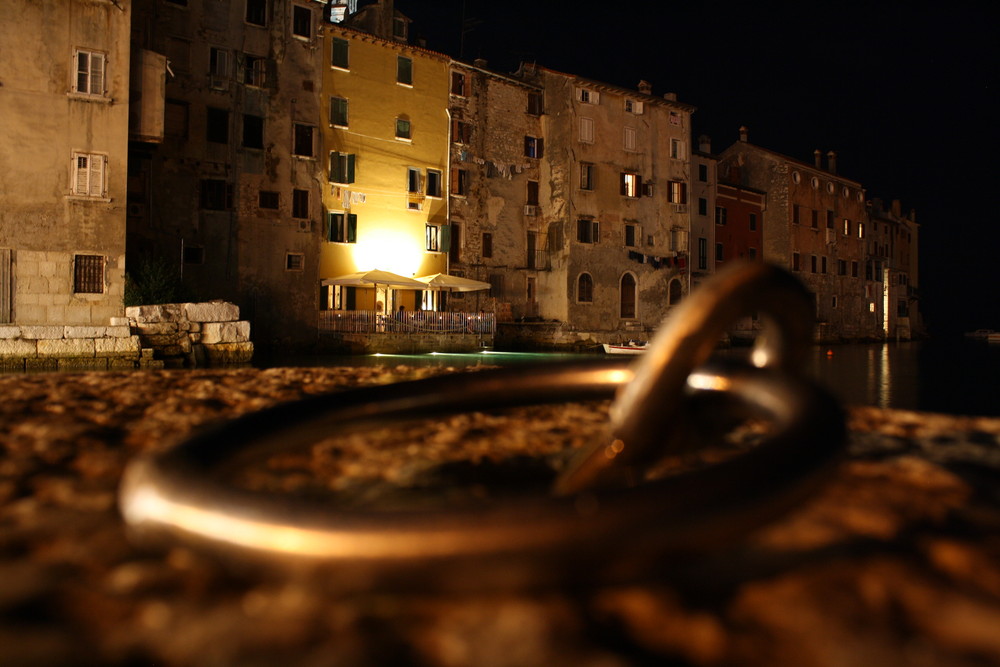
top-left (662, 92), bottom-right (677, 101)
top-left (473, 58), bottom-right (488, 69)
top-left (698, 134), bottom-right (712, 153)
top-left (739, 126), bottom-right (748, 142)
top-left (891, 199), bottom-right (901, 216)
top-left (814, 149), bottom-right (822, 168)
top-left (638, 80), bottom-right (652, 95)
top-left (827, 150), bottom-right (837, 174)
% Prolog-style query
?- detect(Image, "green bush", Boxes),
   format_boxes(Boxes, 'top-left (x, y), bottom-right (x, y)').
top-left (124, 256), bottom-right (189, 306)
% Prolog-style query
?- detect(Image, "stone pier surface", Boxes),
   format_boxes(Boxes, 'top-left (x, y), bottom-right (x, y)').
top-left (1, 367), bottom-right (999, 666)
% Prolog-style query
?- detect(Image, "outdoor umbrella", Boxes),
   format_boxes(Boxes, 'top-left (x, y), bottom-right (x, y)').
top-left (414, 273), bottom-right (491, 292)
top-left (321, 269), bottom-right (427, 289)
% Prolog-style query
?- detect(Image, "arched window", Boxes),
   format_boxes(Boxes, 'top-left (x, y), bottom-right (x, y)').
top-left (577, 273), bottom-right (593, 303)
top-left (620, 273), bottom-right (636, 318)
top-left (668, 278), bottom-right (682, 305)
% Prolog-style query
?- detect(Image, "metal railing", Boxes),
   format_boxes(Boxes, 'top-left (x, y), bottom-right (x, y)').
top-left (319, 310), bottom-right (496, 335)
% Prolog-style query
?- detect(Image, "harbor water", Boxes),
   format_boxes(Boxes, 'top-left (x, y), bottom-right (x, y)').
top-left (266, 338), bottom-right (1000, 418)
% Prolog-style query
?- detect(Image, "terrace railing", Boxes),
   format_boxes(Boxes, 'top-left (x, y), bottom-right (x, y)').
top-left (319, 310), bottom-right (496, 335)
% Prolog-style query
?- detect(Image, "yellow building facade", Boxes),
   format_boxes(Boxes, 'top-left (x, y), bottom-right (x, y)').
top-left (320, 26), bottom-right (450, 313)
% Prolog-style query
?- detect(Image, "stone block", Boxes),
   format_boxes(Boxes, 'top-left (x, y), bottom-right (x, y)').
top-left (0, 338), bottom-right (37, 357)
top-left (95, 336), bottom-right (141, 358)
top-left (106, 326), bottom-right (131, 338)
top-left (185, 301), bottom-right (240, 323)
top-left (126, 304), bottom-right (184, 323)
top-left (141, 348), bottom-right (155, 359)
top-left (37, 338), bottom-right (95, 358)
top-left (58, 357), bottom-right (108, 371)
top-left (202, 342), bottom-right (254, 365)
top-left (201, 321), bottom-right (251, 344)
top-left (109, 317), bottom-right (130, 327)
top-left (108, 358), bottom-right (139, 370)
top-left (19, 326), bottom-right (65, 340)
top-left (0, 326), bottom-right (21, 339)
top-left (140, 333), bottom-right (186, 346)
top-left (0, 358), bottom-right (25, 372)
top-left (39, 261), bottom-right (57, 277)
top-left (25, 358), bottom-right (58, 372)
top-left (133, 322), bottom-right (181, 335)
top-left (64, 326), bottom-right (107, 339)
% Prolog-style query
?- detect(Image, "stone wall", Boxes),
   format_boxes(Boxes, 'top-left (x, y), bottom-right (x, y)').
top-left (126, 301), bottom-right (253, 367)
top-left (0, 321), bottom-right (148, 372)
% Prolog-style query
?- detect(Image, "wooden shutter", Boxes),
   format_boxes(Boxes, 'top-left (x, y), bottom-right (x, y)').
top-left (0, 248), bottom-right (12, 324)
top-left (346, 214), bottom-right (357, 243)
top-left (91, 53), bottom-right (105, 95)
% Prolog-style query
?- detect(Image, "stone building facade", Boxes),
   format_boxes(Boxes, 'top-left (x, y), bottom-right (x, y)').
top-left (444, 60), bottom-right (545, 321)
top-left (720, 131), bottom-right (879, 340)
top-left (869, 198), bottom-right (921, 339)
top-left (690, 137), bottom-right (718, 291)
top-left (127, 0), bottom-right (325, 346)
top-left (515, 67), bottom-right (695, 340)
top-left (0, 0), bottom-right (131, 327)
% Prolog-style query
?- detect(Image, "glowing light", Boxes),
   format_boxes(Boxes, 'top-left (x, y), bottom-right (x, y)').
top-left (352, 230), bottom-right (424, 277)
top-left (687, 372), bottom-right (732, 392)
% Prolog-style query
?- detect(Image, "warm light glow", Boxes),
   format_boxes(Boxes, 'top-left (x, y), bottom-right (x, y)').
top-left (687, 372), bottom-right (732, 392)
top-left (351, 229), bottom-right (424, 277)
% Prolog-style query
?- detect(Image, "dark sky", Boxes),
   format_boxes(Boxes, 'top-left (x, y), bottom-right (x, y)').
top-left (397, 1), bottom-right (999, 335)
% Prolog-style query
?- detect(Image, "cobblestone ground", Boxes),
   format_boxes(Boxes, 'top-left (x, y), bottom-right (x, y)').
top-left (1, 367), bottom-right (999, 666)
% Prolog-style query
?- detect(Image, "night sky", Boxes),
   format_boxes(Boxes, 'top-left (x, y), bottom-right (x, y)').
top-left (396, 1), bottom-right (998, 336)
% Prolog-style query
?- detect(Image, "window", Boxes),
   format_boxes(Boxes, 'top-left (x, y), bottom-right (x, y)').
top-left (624, 223), bottom-right (638, 247)
top-left (695, 198), bottom-right (706, 216)
top-left (858, 222), bottom-right (866, 239)
top-left (577, 273), bottom-right (593, 303)
top-left (329, 152), bottom-right (355, 184)
top-left (395, 118), bottom-right (411, 140)
top-left (793, 204), bottom-right (801, 224)
top-left (620, 173), bottom-right (640, 198)
top-left (482, 232), bottom-right (493, 259)
top-left (206, 107), bottom-right (229, 143)
top-left (407, 167), bottom-right (421, 194)
top-left (426, 224), bottom-right (441, 252)
top-left (452, 117), bottom-right (472, 144)
top-left (73, 49), bottom-right (105, 96)
top-left (242, 114), bottom-right (264, 149)
top-left (577, 219), bottom-right (599, 243)
top-left (526, 180), bottom-right (539, 206)
top-left (623, 126), bottom-right (637, 151)
top-left (285, 253), bottom-right (304, 271)
top-left (792, 252), bottom-right (800, 271)
top-left (73, 255), bottom-right (104, 293)
top-left (331, 37), bottom-right (349, 69)
top-left (200, 179), bottom-right (231, 210)
top-left (292, 189), bottom-right (309, 219)
top-left (242, 54), bottom-right (267, 86)
top-left (821, 256), bottom-right (827, 274)
top-left (293, 124), bottom-right (314, 156)
top-left (209, 47), bottom-right (229, 88)
top-left (451, 168), bottom-right (469, 195)
top-left (327, 212), bottom-right (357, 243)
top-left (292, 5), bottom-right (311, 39)
top-left (698, 237), bottom-right (707, 270)
top-left (826, 210), bottom-right (835, 229)
top-left (810, 254), bottom-right (817, 273)
top-left (450, 223), bottom-right (462, 264)
top-left (182, 246), bottom-right (204, 264)
top-left (426, 169), bottom-right (442, 197)
top-left (397, 56), bottom-right (412, 85)
top-left (749, 213), bottom-right (758, 231)
top-left (843, 219), bottom-right (851, 236)
top-left (837, 259), bottom-right (847, 276)
top-left (620, 274), bottom-right (636, 319)
top-left (670, 138), bottom-right (686, 160)
top-left (749, 247), bottom-right (757, 261)
top-left (526, 92), bottom-right (543, 115)
top-left (165, 0), bottom-right (187, 5)
top-left (246, 0), bottom-right (266, 25)
top-left (450, 71), bottom-right (467, 96)
top-left (71, 153), bottom-right (106, 197)
top-left (164, 99), bottom-right (189, 138)
top-left (811, 210), bottom-right (819, 229)
top-left (392, 16), bottom-right (408, 40)
top-left (524, 136), bottom-right (544, 158)
top-left (715, 242), bottom-right (724, 261)
top-left (698, 164), bottom-right (708, 182)
top-left (668, 181), bottom-right (687, 204)
top-left (580, 162), bottom-right (595, 190)
top-left (852, 260), bottom-right (859, 278)
top-left (579, 117), bottom-right (594, 143)
top-left (329, 96), bottom-right (348, 127)
top-left (259, 190), bottom-right (279, 209)
top-left (624, 99), bottom-right (643, 114)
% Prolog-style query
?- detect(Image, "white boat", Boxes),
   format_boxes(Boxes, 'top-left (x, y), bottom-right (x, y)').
top-left (602, 341), bottom-right (648, 355)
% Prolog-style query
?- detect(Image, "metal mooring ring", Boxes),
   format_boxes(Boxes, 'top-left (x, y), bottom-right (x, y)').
top-left (119, 263), bottom-right (844, 591)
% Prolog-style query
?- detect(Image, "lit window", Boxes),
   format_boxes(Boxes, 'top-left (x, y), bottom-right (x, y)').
top-left (73, 49), bottom-right (105, 96)
top-left (71, 152), bottom-right (106, 197)
top-left (668, 181), bottom-right (687, 204)
top-left (426, 224), bottom-right (440, 252)
top-left (620, 173), bottom-right (640, 198)
top-left (858, 222), bottom-right (866, 239)
top-left (524, 136), bottom-right (543, 158)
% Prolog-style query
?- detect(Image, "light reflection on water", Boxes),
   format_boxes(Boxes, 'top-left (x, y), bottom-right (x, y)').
top-left (264, 339), bottom-right (1000, 417)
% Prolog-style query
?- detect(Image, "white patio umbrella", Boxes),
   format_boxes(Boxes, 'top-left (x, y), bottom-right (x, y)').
top-left (414, 273), bottom-right (491, 292)
top-left (322, 269), bottom-right (427, 313)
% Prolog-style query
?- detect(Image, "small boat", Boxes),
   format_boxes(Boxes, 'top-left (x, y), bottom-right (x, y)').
top-left (965, 329), bottom-right (998, 339)
top-left (602, 341), bottom-right (648, 355)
